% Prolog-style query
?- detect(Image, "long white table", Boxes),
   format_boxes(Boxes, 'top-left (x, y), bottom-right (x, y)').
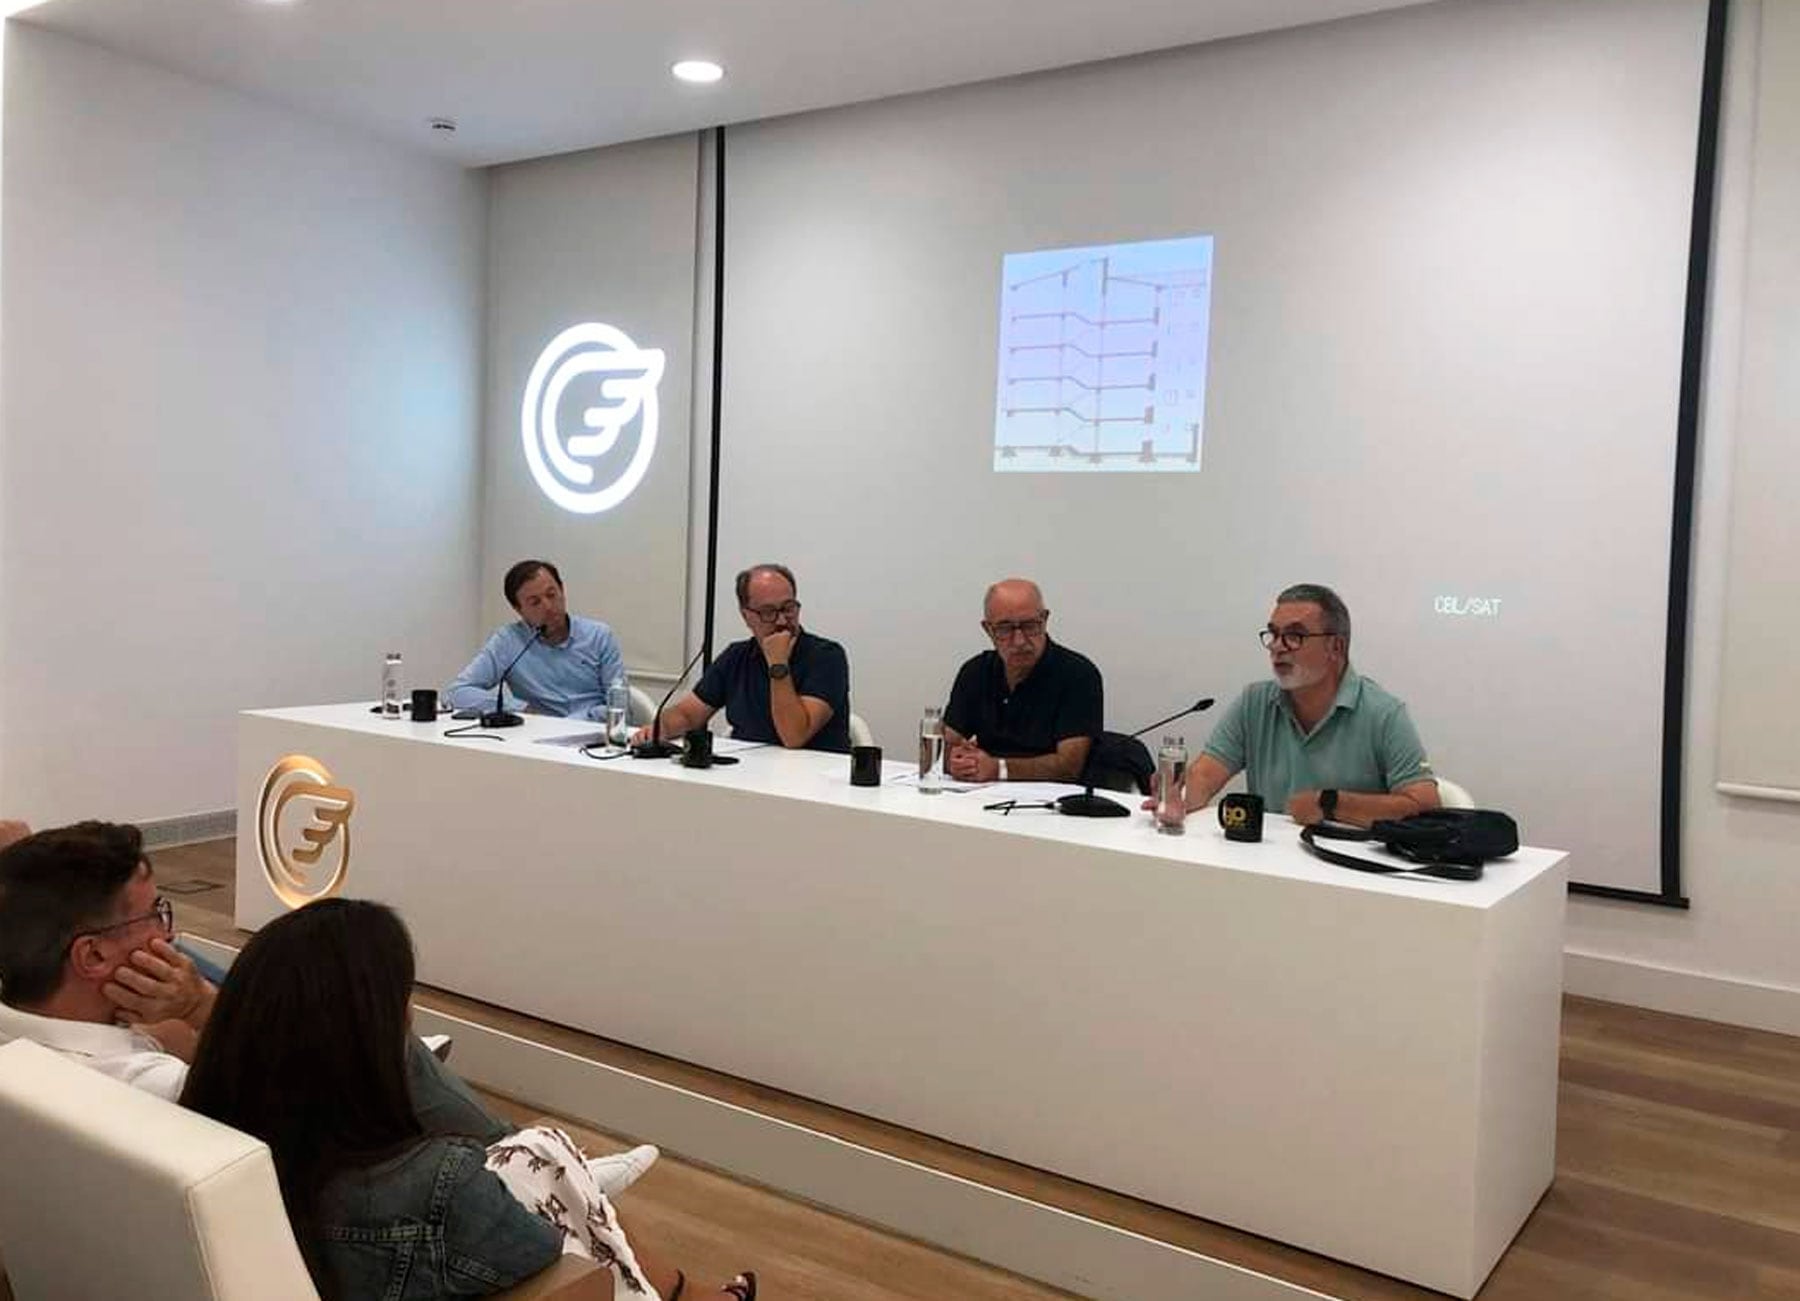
top-left (237, 704), bottom-right (1565, 1297)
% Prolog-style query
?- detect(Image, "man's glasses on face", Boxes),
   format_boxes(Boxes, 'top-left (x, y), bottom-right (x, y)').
top-left (746, 600), bottom-right (801, 625)
top-left (70, 895), bottom-right (174, 949)
top-left (1259, 627), bottom-right (1335, 653)
top-left (987, 617), bottom-right (1047, 643)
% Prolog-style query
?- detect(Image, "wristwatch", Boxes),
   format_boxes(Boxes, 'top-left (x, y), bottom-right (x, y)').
top-left (767, 662), bottom-right (791, 680)
top-left (1320, 788), bottom-right (1340, 821)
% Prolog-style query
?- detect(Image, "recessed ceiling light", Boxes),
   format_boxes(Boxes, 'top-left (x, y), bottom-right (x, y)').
top-left (671, 60), bottom-right (725, 85)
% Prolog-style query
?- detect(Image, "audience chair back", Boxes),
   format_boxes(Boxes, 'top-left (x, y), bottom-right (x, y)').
top-left (0, 1041), bottom-right (610, 1300)
top-left (1435, 776), bottom-right (1476, 809)
top-left (0, 1038), bottom-right (317, 1300)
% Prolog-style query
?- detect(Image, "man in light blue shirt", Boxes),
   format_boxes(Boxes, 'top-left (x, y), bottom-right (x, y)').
top-left (1175, 583), bottom-right (1440, 827)
top-left (447, 559), bottom-right (626, 722)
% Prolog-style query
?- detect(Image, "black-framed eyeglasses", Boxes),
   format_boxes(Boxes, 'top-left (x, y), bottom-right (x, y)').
top-left (1259, 627), bottom-right (1335, 652)
top-left (986, 617), bottom-right (1047, 642)
top-left (745, 600), bottom-right (801, 624)
top-left (70, 896), bottom-right (174, 948)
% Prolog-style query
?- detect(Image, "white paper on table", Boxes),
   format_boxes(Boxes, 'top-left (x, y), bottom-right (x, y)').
top-left (713, 736), bottom-right (775, 756)
top-left (997, 781), bottom-right (1123, 807)
top-left (889, 771), bottom-right (993, 793)
top-left (534, 731), bottom-right (612, 749)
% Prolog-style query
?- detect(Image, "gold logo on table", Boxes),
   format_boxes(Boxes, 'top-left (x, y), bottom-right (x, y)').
top-left (256, 754), bottom-right (356, 910)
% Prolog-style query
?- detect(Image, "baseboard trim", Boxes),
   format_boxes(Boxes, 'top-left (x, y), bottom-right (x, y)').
top-left (138, 810), bottom-right (235, 850)
top-left (1564, 948), bottom-right (1800, 1037)
top-left (176, 937), bottom-right (1334, 1301)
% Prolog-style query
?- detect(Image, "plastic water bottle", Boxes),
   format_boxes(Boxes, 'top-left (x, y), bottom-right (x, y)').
top-left (918, 707), bottom-right (946, 794)
top-left (1155, 735), bottom-right (1188, 835)
top-left (605, 681), bottom-right (630, 750)
top-left (381, 652), bottom-right (404, 717)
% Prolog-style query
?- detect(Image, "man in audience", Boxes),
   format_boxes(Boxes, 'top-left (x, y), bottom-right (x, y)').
top-left (447, 558), bottom-right (627, 721)
top-left (634, 563), bottom-right (852, 753)
top-left (942, 578), bottom-right (1103, 783)
top-left (1172, 583), bottom-right (1439, 825)
top-left (0, 822), bottom-right (658, 1191)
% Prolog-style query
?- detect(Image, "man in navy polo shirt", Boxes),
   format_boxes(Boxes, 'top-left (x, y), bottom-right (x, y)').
top-left (942, 578), bottom-right (1103, 784)
top-left (634, 563), bottom-right (852, 753)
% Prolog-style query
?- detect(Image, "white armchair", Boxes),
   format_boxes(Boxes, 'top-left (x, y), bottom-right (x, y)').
top-left (0, 1039), bottom-right (604, 1300)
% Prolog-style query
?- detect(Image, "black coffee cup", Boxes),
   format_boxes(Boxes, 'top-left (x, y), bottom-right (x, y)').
top-left (681, 728), bottom-right (715, 768)
top-left (850, 745), bottom-right (883, 787)
top-left (1218, 792), bottom-right (1265, 842)
top-left (410, 688), bottom-right (438, 723)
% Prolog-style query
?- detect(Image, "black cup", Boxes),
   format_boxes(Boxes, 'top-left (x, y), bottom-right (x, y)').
top-left (680, 728), bottom-right (715, 768)
top-left (1218, 792), bottom-right (1265, 842)
top-left (410, 688), bottom-right (438, 723)
top-left (850, 745), bottom-right (883, 787)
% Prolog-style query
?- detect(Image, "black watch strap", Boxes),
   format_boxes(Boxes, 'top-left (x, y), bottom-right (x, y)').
top-left (1320, 788), bottom-right (1340, 820)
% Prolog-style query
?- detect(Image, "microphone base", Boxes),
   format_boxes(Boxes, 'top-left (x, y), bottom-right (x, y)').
top-left (630, 740), bottom-right (681, 759)
top-left (1056, 791), bottom-right (1130, 818)
top-left (480, 710), bottom-right (525, 729)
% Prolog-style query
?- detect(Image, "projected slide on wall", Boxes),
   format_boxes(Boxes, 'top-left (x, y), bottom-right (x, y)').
top-left (993, 236), bottom-right (1212, 472)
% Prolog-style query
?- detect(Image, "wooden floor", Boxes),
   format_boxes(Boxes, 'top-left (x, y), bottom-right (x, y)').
top-left (158, 840), bottom-right (1800, 1300)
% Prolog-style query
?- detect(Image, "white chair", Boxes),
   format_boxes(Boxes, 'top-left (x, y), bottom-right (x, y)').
top-left (629, 685), bottom-right (659, 726)
top-left (1435, 776), bottom-right (1476, 809)
top-left (848, 712), bottom-right (874, 748)
top-left (0, 1040), bottom-right (603, 1300)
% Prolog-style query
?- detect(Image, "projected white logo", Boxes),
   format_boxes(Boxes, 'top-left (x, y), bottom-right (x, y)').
top-left (522, 323), bottom-right (666, 514)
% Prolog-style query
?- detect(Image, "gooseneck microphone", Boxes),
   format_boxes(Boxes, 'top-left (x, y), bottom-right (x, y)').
top-left (1055, 697), bottom-right (1216, 819)
top-left (1126, 698), bottom-right (1216, 743)
top-left (480, 624), bottom-right (545, 729)
top-left (631, 645), bottom-right (708, 759)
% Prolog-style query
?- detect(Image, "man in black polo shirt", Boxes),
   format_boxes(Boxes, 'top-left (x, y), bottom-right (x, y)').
top-left (633, 562), bottom-right (852, 753)
top-left (943, 578), bottom-right (1103, 783)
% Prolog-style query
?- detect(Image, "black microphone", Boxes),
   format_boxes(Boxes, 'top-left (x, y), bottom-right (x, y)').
top-left (631, 645), bottom-right (708, 759)
top-left (479, 624), bottom-right (545, 729)
top-left (1127, 698), bottom-right (1215, 741)
top-left (1056, 697), bottom-right (1216, 819)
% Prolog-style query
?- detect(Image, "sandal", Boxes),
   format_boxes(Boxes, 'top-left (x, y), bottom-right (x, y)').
top-left (722, 1272), bottom-right (757, 1300)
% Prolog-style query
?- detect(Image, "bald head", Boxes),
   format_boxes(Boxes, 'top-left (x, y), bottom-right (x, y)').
top-left (983, 579), bottom-right (1044, 622)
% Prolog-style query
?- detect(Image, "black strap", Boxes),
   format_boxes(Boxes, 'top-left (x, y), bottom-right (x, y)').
top-left (1299, 823), bottom-right (1483, 882)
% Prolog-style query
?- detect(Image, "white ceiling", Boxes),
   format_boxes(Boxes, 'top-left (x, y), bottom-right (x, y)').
top-left (18, 0), bottom-right (1435, 168)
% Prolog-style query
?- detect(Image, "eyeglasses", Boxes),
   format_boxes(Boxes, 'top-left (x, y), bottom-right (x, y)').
top-left (986, 618), bottom-right (1047, 642)
top-left (1259, 627), bottom-right (1335, 652)
top-left (745, 600), bottom-right (801, 624)
top-left (70, 896), bottom-right (174, 947)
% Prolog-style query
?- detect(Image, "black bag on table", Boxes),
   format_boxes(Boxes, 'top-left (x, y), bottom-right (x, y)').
top-left (1299, 808), bottom-right (1519, 882)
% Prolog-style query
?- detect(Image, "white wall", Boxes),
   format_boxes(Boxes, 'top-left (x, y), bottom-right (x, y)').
top-left (717, 0), bottom-right (1704, 894)
top-left (0, 23), bottom-right (486, 826)
top-left (479, 135), bottom-right (699, 678)
top-left (1564, 0), bottom-right (1800, 1035)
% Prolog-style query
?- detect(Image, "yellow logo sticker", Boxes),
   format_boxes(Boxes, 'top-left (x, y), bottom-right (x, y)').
top-left (256, 754), bottom-right (355, 910)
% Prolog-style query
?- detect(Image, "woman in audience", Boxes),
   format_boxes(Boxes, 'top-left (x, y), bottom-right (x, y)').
top-left (180, 897), bottom-right (755, 1301)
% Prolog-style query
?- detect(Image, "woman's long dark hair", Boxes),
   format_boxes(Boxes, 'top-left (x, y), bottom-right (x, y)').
top-left (181, 898), bottom-right (423, 1285)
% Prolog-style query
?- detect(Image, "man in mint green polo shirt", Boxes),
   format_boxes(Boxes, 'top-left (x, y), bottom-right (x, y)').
top-left (1177, 583), bottom-right (1440, 826)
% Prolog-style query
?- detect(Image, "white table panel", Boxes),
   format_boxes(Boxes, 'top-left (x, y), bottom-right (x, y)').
top-left (237, 705), bottom-right (1564, 1296)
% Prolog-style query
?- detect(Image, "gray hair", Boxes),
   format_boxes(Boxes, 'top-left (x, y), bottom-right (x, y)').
top-left (735, 563), bottom-right (797, 608)
top-left (1277, 583), bottom-right (1351, 650)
